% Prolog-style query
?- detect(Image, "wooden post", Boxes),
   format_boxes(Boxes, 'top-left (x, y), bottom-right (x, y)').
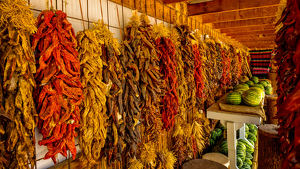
top-left (227, 122), bottom-right (238, 169)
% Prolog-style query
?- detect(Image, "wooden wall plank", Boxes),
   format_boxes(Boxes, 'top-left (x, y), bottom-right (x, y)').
top-left (188, 0), bottom-right (281, 15)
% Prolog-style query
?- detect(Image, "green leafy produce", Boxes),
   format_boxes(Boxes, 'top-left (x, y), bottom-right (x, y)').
top-left (226, 92), bottom-right (242, 105)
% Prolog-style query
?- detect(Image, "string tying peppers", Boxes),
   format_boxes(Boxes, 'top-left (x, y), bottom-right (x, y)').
top-left (32, 10), bottom-right (83, 163)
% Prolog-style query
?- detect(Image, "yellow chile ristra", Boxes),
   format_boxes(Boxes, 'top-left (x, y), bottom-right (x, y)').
top-left (77, 22), bottom-right (111, 168)
top-left (0, 0), bottom-right (37, 168)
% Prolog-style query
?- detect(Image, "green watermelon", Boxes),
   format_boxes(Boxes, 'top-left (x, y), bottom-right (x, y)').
top-left (249, 140), bottom-right (254, 145)
top-left (246, 80), bottom-right (254, 86)
top-left (220, 140), bottom-right (228, 155)
top-left (237, 141), bottom-right (247, 160)
top-left (251, 76), bottom-right (259, 84)
top-left (249, 87), bottom-right (265, 98)
top-left (246, 152), bottom-right (253, 160)
top-left (252, 84), bottom-right (264, 90)
top-left (226, 92), bottom-right (242, 105)
top-left (237, 157), bottom-right (243, 168)
top-left (242, 89), bottom-right (263, 106)
top-left (244, 158), bottom-right (253, 166)
top-left (238, 139), bottom-right (254, 153)
top-left (240, 76), bottom-right (249, 83)
top-left (248, 133), bottom-right (257, 142)
top-left (265, 86), bottom-right (273, 95)
top-left (245, 125), bottom-right (249, 133)
top-left (247, 124), bottom-right (258, 133)
top-left (259, 80), bottom-right (269, 87)
top-left (214, 128), bottom-right (223, 137)
top-left (241, 164), bottom-right (251, 169)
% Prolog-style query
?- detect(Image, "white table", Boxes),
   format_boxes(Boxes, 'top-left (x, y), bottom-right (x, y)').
top-left (207, 98), bottom-right (263, 169)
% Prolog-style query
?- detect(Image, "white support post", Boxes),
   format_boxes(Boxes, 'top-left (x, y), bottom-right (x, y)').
top-left (227, 121), bottom-right (238, 169)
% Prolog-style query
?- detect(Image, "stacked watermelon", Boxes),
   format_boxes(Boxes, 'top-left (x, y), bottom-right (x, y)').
top-left (251, 76), bottom-right (259, 84)
top-left (242, 89), bottom-right (263, 106)
top-left (209, 128), bottom-right (223, 146)
top-left (226, 92), bottom-right (242, 105)
top-left (236, 124), bottom-right (258, 169)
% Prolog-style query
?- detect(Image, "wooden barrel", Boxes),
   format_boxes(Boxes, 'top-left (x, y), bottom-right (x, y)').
top-left (265, 95), bottom-right (278, 124)
top-left (182, 159), bottom-right (227, 169)
top-left (258, 124), bottom-right (282, 169)
top-left (202, 153), bottom-right (229, 168)
top-left (268, 72), bottom-right (277, 92)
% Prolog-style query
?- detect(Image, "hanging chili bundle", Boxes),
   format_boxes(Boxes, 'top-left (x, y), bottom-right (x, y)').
top-left (76, 22), bottom-right (111, 167)
top-left (137, 14), bottom-right (164, 142)
top-left (0, 0), bottom-right (37, 168)
top-left (275, 0), bottom-right (300, 168)
top-left (230, 47), bottom-right (239, 86)
top-left (204, 39), bottom-right (219, 106)
top-left (120, 12), bottom-right (142, 166)
top-left (236, 52), bottom-right (243, 80)
top-left (174, 25), bottom-right (197, 122)
top-left (193, 44), bottom-right (205, 104)
top-left (220, 46), bottom-right (231, 88)
top-left (32, 10), bottom-right (83, 163)
top-left (94, 21), bottom-right (125, 165)
top-left (154, 25), bottom-right (178, 131)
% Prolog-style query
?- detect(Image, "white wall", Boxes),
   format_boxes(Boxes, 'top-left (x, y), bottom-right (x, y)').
top-left (28, 0), bottom-right (169, 168)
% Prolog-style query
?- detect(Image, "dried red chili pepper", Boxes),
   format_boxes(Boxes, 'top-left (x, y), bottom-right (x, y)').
top-left (32, 10), bottom-right (83, 163)
top-left (193, 44), bottom-right (205, 99)
top-left (275, 0), bottom-right (300, 168)
top-left (156, 37), bottom-right (179, 131)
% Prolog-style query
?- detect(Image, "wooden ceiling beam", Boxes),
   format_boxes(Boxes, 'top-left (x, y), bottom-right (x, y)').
top-left (231, 36), bottom-right (275, 42)
top-left (225, 30), bottom-right (275, 36)
top-left (220, 24), bottom-right (275, 33)
top-left (230, 35), bottom-right (276, 40)
top-left (162, 0), bottom-right (187, 4)
top-left (201, 5), bottom-right (280, 23)
top-left (188, 0), bottom-right (281, 16)
top-left (213, 16), bottom-right (276, 29)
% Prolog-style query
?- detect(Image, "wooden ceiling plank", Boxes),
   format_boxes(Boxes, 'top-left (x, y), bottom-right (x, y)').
top-left (188, 0), bottom-right (281, 16)
top-left (213, 16), bottom-right (276, 29)
top-left (226, 30), bottom-right (275, 36)
top-left (219, 24), bottom-right (274, 33)
top-left (162, 0), bottom-right (187, 4)
top-left (201, 5), bottom-right (280, 23)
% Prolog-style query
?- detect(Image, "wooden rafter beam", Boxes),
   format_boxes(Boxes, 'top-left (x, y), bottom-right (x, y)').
top-left (213, 16), bottom-right (276, 29)
top-left (201, 5), bottom-right (280, 23)
top-left (188, 0), bottom-right (281, 16)
top-left (230, 34), bottom-right (276, 40)
top-left (225, 30), bottom-right (275, 36)
top-left (220, 24), bottom-right (275, 34)
top-left (162, 0), bottom-right (187, 4)
top-left (231, 36), bottom-right (275, 42)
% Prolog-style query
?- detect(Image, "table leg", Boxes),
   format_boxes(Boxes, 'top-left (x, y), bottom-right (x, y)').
top-left (227, 121), bottom-right (238, 169)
